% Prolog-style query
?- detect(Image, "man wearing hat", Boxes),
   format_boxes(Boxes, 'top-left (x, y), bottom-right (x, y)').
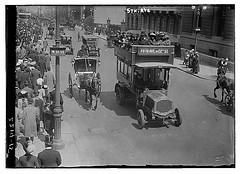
top-left (38, 135), bottom-right (62, 167)
top-left (31, 64), bottom-right (41, 94)
top-left (43, 67), bottom-right (55, 94)
top-left (22, 81), bottom-right (34, 98)
top-left (45, 52), bottom-right (51, 70)
top-left (38, 54), bottom-right (46, 78)
top-left (22, 98), bottom-right (40, 138)
top-left (17, 65), bottom-right (31, 89)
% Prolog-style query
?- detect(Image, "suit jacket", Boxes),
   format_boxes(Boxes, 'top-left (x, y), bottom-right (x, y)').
top-left (19, 154), bottom-right (40, 167)
top-left (38, 149), bottom-right (62, 167)
top-left (43, 71), bottom-right (55, 92)
top-left (31, 68), bottom-right (41, 85)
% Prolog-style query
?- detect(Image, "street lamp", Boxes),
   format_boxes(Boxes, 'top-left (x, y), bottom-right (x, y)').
top-left (52, 6), bottom-right (65, 150)
top-left (191, 5), bottom-right (207, 52)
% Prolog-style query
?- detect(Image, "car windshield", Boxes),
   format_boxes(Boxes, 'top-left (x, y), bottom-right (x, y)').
top-left (74, 59), bottom-right (96, 72)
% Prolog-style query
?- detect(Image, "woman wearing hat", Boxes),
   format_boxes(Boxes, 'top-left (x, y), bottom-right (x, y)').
top-left (18, 144), bottom-right (40, 167)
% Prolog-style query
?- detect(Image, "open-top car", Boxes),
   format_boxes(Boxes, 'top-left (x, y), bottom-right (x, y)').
top-left (137, 89), bottom-right (181, 129)
top-left (82, 35), bottom-right (100, 57)
top-left (60, 34), bottom-right (73, 55)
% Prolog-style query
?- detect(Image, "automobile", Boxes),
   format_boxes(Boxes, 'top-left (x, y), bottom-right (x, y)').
top-left (137, 89), bottom-right (182, 129)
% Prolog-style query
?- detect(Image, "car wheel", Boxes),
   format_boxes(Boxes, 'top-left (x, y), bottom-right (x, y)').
top-left (175, 108), bottom-right (182, 127)
top-left (137, 109), bottom-right (145, 129)
top-left (116, 86), bottom-right (124, 105)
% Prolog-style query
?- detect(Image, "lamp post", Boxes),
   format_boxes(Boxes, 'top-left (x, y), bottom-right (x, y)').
top-left (191, 5), bottom-right (207, 52)
top-left (52, 6), bottom-right (65, 150)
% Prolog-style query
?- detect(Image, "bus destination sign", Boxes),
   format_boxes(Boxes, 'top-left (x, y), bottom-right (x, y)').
top-left (138, 47), bottom-right (170, 56)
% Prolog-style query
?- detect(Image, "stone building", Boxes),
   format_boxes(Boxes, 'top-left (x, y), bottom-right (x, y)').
top-left (125, 5), bottom-right (235, 61)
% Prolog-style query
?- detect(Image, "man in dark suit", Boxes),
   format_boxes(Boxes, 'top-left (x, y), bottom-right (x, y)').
top-left (38, 56), bottom-right (46, 78)
top-left (38, 135), bottom-right (62, 167)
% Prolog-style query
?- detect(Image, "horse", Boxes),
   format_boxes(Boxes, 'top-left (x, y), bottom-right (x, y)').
top-left (217, 65), bottom-right (227, 77)
top-left (214, 75), bottom-right (232, 102)
top-left (84, 73), bottom-right (101, 110)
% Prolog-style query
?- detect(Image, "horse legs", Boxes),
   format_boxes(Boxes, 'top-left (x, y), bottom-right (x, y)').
top-left (221, 89), bottom-right (224, 102)
top-left (214, 83), bottom-right (220, 98)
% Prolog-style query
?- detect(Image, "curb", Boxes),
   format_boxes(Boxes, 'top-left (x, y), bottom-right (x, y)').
top-left (176, 67), bottom-right (215, 81)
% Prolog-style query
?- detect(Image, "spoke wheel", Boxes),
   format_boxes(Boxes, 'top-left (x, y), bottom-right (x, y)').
top-left (137, 109), bottom-right (145, 129)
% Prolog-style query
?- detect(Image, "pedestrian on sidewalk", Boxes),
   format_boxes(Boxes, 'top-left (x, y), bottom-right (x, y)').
top-left (38, 135), bottom-right (62, 167)
top-left (31, 64), bottom-right (41, 94)
top-left (38, 56), bottom-right (46, 78)
top-left (43, 103), bottom-right (54, 136)
top-left (22, 81), bottom-right (34, 98)
top-left (50, 86), bottom-right (64, 112)
top-left (43, 67), bottom-right (55, 94)
top-left (33, 92), bottom-right (44, 132)
top-left (45, 52), bottom-right (51, 70)
top-left (22, 98), bottom-right (40, 138)
top-left (18, 144), bottom-right (40, 168)
top-left (192, 52), bottom-right (200, 74)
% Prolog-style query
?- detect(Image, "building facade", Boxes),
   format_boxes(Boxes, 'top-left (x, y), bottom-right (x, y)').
top-left (125, 5), bottom-right (235, 61)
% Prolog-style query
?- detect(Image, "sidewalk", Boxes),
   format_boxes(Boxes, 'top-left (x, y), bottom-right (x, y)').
top-left (93, 33), bottom-right (234, 81)
top-left (15, 119), bottom-right (81, 167)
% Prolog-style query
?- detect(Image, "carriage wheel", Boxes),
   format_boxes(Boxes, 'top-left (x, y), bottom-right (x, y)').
top-left (175, 108), bottom-right (182, 127)
top-left (68, 73), bottom-right (73, 98)
top-left (225, 95), bottom-right (233, 112)
top-left (137, 109), bottom-right (146, 129)
top-left (116, 86), bottom-right (124, 105)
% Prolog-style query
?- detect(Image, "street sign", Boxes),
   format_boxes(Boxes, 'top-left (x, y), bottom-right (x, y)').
top-left (50, 46), bottom-right (66, 56)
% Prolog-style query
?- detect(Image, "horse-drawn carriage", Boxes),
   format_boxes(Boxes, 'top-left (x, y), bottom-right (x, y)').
top-left (60, 34), bottom-right (74, 55)
top-left (68, 54), bottom-right (101, 102)
top-left (82, 35), bottom-right (100, 57)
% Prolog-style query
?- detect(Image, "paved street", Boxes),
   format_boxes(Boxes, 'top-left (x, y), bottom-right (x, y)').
top-left (16, 26), bottom-right (234, 166)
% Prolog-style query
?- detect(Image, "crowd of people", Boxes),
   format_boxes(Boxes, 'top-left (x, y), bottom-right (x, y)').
top-left (110, 31), bottom-right (171, 50)
top-left (15, 14), bottom-right (63, 167)
top-left (183, 49), bottom-right (200, 74)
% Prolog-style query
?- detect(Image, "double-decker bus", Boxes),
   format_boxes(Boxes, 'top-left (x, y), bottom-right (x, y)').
top-left (18, 12), bottom-right (31, 21)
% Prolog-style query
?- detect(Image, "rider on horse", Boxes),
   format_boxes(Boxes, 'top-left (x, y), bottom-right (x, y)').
top-left (217, 57), bottom-right (228, 77)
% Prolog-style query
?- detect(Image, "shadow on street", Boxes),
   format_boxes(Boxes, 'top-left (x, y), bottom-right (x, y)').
top-left (202, 94), bottom-right (234, 118)
top-left (63, 87), bottom-right (91, 111)
top-left (99, 91), bottom-right (137, 120)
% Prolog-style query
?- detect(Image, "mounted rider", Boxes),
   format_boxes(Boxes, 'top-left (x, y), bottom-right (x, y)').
top-left (217, 57), bottom-right (228, 81)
